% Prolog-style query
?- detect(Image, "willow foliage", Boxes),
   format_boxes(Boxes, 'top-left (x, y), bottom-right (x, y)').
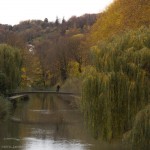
top-left (0, 44), bottom-right (22, 94)
top-left (82, 27), bottom-right (150, 140)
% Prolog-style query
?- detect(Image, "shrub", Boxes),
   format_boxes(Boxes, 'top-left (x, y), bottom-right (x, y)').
top-left (130, 105), bottom-right (150, 150)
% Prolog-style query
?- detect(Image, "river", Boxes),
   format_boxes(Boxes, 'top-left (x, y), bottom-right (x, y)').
top-left (0, 94), bottom-right (129, 150)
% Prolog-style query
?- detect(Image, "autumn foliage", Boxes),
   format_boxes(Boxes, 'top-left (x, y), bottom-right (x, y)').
top-left (89, 0), bottom-right (150, 45)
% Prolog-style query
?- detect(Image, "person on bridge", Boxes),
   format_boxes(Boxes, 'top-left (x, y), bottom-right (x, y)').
top-left (56, 85), bottom-right (60, 93)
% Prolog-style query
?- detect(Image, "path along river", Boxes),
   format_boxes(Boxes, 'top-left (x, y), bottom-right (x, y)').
top-left (0, 94), bottom-right (129, 150)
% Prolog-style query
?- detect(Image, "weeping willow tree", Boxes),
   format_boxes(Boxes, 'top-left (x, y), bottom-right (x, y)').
top-left (81, 26), bottom-right (150, 140)
top-left (0, 44), bottom-right (22, 94)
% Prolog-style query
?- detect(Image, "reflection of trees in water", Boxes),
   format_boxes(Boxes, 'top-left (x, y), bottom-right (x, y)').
top-left (11, 98), bottom-right (29, 122)
top-left (41, 93), bottom-right (47, 110)
top-left (49, 95), bottom-right (57, 111)
top-left (39, 94), bottom-right (57, 111)
top-left (0, 121), bottom-right (21, 147)
top-left (9, 95), bottom-right (85, 140)
top-left (53, 115), bottom-right (70, 141)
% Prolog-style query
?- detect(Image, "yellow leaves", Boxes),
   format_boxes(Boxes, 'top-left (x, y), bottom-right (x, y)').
top-left (91, 45), bottom-right (99, 53)
top-left (89, 0), bottom-right (150, 45)
top-left (21, 67), bottom-right (26, 73)
top-left (21, 74), bottom-right (27, 80)
top-left (129, 81), bottom-right (136, 93)
top-left (82, 65), bottom-right (97, 76)
top-left (68, 61), bottom-right (81, 78)
top-left (47, 71), bottom-right (51, 78)
top-left (72, 34), bottom-right (84, 39)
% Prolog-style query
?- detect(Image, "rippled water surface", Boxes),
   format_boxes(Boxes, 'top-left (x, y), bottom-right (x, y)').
top-left (0, 94), bottom-right (129, 150)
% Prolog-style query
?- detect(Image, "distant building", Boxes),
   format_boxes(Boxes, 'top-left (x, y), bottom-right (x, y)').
top-left (27, 44), bottom-right (35, 53)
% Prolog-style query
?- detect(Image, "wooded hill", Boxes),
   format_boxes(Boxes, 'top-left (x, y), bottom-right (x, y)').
top-left (0, 13), bottom-right (97, 44)
top-left (0, 14), bottom-right (98, 88)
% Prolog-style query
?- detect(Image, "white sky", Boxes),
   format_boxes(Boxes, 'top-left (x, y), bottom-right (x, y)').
top-left (0, 0), bottom-right (114, 25)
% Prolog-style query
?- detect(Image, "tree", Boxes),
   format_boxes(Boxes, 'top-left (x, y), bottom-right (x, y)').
top-left (0, 72), bottom-right (7, 95)
top-left (54, 37), bottom-right (69, 81)
top-left (55, 17), bottom-right (60, 26)
top-left (33, 40), bottom-right (53, 88)
top-left (0, 44), bottom-right (22, 94)
top-left (82, 27), bottom-right (150, 140)
top-left (67, 35), bottom-right (85, 73)
top-left (44, 18), bottom-right (48, 23)
top-left (62, 17), bottom-right (66, 24)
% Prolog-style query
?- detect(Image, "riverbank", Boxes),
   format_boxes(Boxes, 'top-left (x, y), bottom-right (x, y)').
top-left (56, 94), bottom-right (81, 109)
top-left (0, 96), bottom-right (10, 121)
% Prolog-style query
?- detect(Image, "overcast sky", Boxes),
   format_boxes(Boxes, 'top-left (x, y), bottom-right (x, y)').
top-left (0, 0), bottom-right (113, 25)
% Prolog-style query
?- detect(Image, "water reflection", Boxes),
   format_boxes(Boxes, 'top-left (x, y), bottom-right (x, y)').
top-left (0, 94), bottom-right (130, 150)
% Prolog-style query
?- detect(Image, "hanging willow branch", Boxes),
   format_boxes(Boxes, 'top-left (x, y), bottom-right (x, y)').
top-left (81, 26), bottom-right (150, 140)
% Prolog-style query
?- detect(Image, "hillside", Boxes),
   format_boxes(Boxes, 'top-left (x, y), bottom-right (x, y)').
top-left (0, 14), bottom-right (97, 45)
top-left (0, 14), bottom-right (98, 88)
top-left (89, 0), bottom-right (150, 45)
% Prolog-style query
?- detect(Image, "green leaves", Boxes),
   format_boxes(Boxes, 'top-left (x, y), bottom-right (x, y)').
top-left (81, 27), bottom-right (150, 140)
top-left (0, 44), bottom-right (22, 94)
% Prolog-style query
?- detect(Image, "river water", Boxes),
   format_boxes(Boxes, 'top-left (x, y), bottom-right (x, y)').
top-left (0, 94), bottom-right (129, 150)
